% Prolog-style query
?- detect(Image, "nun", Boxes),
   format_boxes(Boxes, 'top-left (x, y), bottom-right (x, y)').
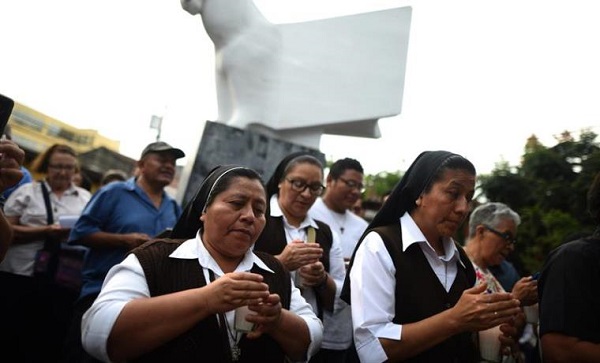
top-left (253, 152), bottom-right (347, 363)
top-left (341, 150), bottom-right (522, 363)
top-left (81, 165), bottom-right (323, 363)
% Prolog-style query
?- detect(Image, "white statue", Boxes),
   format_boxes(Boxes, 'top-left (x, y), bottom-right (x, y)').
top-left (181, 0), bottom-right (412, 148)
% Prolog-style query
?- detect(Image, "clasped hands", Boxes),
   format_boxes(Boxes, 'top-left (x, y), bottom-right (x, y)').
top-left (298, 261), bottom-right (327, 288)
top-left (453, 283), bottom-right (523, 358)
top-left (208, 271), bottom-right (283, 338)
top-left (511, 275), bottom-right (538, 306)
top-left (277, 239), bottom-right (323, 271)
top-left (453, 283), bottom-right (522, 332)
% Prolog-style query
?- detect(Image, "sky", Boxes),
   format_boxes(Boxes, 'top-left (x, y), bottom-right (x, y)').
top-left (1, 0), bottom-right (599, 176)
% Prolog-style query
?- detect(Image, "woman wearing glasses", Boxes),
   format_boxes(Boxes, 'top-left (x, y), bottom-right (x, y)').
top-left (253, 152), bottom-right (347, 363)
top-left (464, 202), bottom-right (538, 362)
top-left (0, 143), bottom-right (91, 277)
top-left (0, 143), bottom-right (91, 362)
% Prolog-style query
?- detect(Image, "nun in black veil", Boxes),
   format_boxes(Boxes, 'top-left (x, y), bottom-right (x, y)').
top-left (80, 165), bottom-right (323, 363)
top-left (340, 151), bottom-right (522, 363)
top-left (253, 151), bottom-right (348, 363)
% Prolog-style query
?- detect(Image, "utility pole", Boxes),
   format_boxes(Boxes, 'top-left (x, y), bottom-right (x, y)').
top-left (150, 115), bottom-right (162, 141)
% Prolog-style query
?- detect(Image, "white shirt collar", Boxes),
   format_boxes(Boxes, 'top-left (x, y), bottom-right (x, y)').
top-left (400, 212), bottom-right (464, 267)
top-left (169, 231), bottom-right (274, 276)
top-left (269, 194), bottom-right (320, 230)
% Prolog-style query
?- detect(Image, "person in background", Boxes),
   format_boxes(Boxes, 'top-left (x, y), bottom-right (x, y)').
top-left (341, 150), bottom-right (522, 363)
top-left (464, 202), bottom-right (538, 362)
top-left (351, 198), bottom-right (365, 219)
top-left (486, 218), bottom-right (540, 363)
top-left (62, 141), bottom-right (185, 363)
top-left (489, 253), bottom-right (540, 363)
top-left (72, 167), bottom-right (92, 191)
top-left (81, 164), bottom-right (323, 362)
top-left (253, 152), bottom-right (346, 363)
top-left (0, 143), bottom-right (91, 362)
top-left (100, 168), bottom-right (128, 186)
top-left (538, 171), bottom-right (600, 363)
top-left (311, 158), bottom-right (368, 264)
top-left (0, 143), bottom-right (91, 276)
top-left (308, 157), bottom-right (368, 362)
top-left (1, 124), bottom-right (32, 209)
top-left (0, 137), bottom-right (25, 260)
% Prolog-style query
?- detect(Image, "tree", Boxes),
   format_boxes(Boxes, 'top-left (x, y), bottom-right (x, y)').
top-left (476, 129), bottom-right (600, 274)
top-left (364, 170), bottom-right (402, 201)
top-left (360, 131), bottom-right (599, 274)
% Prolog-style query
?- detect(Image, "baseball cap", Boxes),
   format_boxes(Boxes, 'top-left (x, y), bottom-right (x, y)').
top-left (140, 141), bottom-right (185, 159)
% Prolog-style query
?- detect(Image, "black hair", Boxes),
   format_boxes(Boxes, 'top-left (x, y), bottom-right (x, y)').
top-left (328, 158), bottom-right (364, 179)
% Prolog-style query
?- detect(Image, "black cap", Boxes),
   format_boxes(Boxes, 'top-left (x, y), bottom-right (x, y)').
top-left (140, 141), bottom-right (185, 159)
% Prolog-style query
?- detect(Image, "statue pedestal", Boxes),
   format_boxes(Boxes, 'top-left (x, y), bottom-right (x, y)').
top-left (177, 121), bottom-right (324, 206)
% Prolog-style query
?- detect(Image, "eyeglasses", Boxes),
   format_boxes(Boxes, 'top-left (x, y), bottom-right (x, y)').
top-left (338, 177), bottom-right (365, 193)
top-left (483, 224), bottom-right (517, 245)
top-left (285, 178), bottom-right (325, 196)
top-left (48, 164), bottom-right (77, 172)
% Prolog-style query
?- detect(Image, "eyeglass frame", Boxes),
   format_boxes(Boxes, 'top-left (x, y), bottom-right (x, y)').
top-left (285, 178), bottom-right (325, 196)
top-left (482, 224), bottom-right (517, 245)
top-left (337, 177), bottom-right (365, 193)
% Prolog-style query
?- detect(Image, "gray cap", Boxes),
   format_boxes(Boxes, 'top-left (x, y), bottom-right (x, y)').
top-left (140, 141), bottom-right (185, 159)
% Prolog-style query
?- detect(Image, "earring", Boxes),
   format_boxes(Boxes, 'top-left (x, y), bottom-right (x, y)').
top-left (415, 198), bottom-right (421, 206)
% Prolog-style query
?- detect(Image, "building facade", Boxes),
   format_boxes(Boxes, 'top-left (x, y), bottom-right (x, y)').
top-left (8, 101), bottom-right (136, 190)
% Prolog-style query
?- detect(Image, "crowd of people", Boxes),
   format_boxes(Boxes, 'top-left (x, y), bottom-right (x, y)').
top-left (1, 128), bottom-right (598, 363)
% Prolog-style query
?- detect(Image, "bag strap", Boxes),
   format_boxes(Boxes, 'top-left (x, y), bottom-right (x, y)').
top-left (40, 181), bottom-right (58, 252)
top-left (40, 181), bottom-right (54, 225)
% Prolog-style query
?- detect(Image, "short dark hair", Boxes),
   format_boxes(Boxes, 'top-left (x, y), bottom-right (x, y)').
top-left (328, 158), bottom-right (364, 179)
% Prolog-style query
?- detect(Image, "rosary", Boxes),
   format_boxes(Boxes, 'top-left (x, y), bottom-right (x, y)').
top-left (225, 318), bottom-right (241, 362)
top-left (212, 269), bottom-right (242, 362)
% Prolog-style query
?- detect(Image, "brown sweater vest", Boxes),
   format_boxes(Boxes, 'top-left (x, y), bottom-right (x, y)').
top-left (375, 224), bottom-right (478, 363)
top-left (131, 238), bottom-right (291, 363)
top-left (254, 216), bottom-right (333, 319)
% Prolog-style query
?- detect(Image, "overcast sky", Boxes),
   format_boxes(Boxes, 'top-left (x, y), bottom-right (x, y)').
top-left (1, 0), bottom-right (599, 175)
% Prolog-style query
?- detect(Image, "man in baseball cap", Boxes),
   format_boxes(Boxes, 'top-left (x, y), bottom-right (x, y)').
top-left (63, 140), bottom-right (185, 362)
top-left (140, 141), bottom-right (185, 159)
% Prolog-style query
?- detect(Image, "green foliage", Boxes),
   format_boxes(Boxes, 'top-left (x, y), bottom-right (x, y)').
top-left (360, 129), bottom-right (599, 274)
top-left (364, 170), bottom-right (402, 199)
top-left (516, 206), bottom-right (581, 274)
top-left (477, 129), bottom-right (600, 274)
top-left (477, 172), bottom-right (534, 211)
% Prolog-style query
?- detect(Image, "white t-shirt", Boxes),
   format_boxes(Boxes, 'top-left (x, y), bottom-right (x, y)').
top-left (309, 197), bottom-right (368, 259)
top-left (309, 197), bottom-right (368, 350)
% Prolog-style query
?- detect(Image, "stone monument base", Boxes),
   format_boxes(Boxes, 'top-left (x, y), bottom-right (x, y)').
top-left (177, 121), bottom-right (324, 206)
